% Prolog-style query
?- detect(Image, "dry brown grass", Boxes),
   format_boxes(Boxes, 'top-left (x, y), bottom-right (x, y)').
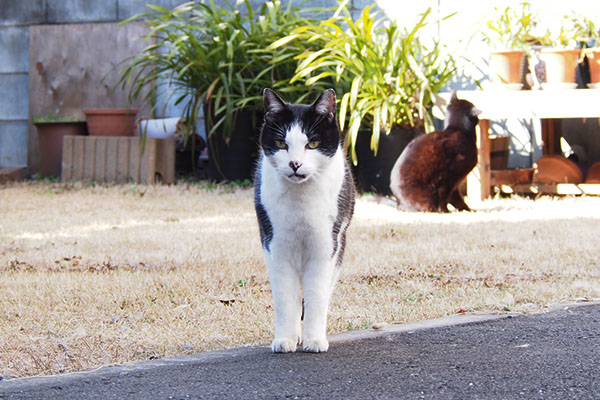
top-left (1, 181), bottom-right (599, 378)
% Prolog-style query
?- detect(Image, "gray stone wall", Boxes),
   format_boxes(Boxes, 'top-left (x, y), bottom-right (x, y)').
top-left (0, 0), bottom-right (355, 170)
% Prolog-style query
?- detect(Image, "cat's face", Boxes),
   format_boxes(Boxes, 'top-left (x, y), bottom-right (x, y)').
top-left (260, 89), bottom-right (340, 184)
top-left (444, 91), bottom-right (481, 131)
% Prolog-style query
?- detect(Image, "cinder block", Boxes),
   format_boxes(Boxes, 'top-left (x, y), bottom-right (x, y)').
top-left (0, 27), bottom-right (29, 73)
top-left (349, 0), bottom-right (377, 18)
top-left (0, 0), bottom-right (45, 26)
top-left (62, 136), bottom-right (176, 184)
top-left (117, 0), bottom-right (185, 20)
top-left (296, 0), bottom-right (337, 8)
top-left (0, 121), bottom-right (28, 168)
top-left (46, 0), bottom-right (117, 23)
top-left (351, 0), bottom-right (372, 10)
top-left (0, 74), bottom-right (28, 120)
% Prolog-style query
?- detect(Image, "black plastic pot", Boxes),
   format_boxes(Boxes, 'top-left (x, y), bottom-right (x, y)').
top-left (206, 109), bottom-right (260, 183)
top-left (352, 127), bottom-right (422, 195)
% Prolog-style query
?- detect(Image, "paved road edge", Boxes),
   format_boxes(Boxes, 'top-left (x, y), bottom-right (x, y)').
top-left (2, 301), bottom-right (598, 391)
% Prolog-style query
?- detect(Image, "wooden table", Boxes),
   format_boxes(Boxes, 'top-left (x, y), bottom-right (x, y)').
top-left (436, 89), bottom-right (600, 201)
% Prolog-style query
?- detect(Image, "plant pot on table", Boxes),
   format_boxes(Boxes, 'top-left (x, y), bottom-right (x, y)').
top-left (536, 48), bottom-right (580, 89)
top-left (489, 49), bottom-right (527, 89)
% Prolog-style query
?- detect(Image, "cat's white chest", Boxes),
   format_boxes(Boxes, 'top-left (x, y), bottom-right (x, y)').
top-left (260, 148), bottom-right (344, 253)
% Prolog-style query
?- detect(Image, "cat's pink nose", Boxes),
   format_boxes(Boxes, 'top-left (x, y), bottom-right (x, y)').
top-left (289, 161), bottom-right (302, 172)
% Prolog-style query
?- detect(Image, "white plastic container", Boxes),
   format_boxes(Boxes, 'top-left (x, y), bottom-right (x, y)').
top-left (137, 117), bottom-right (182, 139)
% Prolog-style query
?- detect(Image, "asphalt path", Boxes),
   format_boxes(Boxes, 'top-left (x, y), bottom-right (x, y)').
top-left (2, 302), bottom-right (599, 399)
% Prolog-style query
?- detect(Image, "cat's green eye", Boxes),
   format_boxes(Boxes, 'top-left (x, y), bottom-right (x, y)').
top-left (307, 140), bottom-right (320, 149)
top-left (275, 140), bottom-right (287, 149)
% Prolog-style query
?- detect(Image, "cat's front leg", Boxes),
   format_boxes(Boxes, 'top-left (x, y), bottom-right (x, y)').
top-left (448, 187), bottom-right (471, 212)
top-left (301, 260), bottom-right (336, 353)
top-left (267, 255), bottom-right (302, 353)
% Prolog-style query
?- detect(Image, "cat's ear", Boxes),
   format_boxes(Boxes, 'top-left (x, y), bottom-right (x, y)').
top-left (312, 88), bottom-right (336, 119)
top-left (450, 90), bottom-right (458, 104)
top-left (263, 88), bottom-right (286, 116)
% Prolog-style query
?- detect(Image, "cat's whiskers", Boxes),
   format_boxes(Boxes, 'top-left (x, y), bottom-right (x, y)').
top-left (308, 168), bottom-right (325, 181)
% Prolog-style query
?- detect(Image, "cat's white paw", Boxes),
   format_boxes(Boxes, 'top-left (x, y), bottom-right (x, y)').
top-left (271, 338), bottom-right (297, 353)
top-left (302, 337), bottom-right (329, 353)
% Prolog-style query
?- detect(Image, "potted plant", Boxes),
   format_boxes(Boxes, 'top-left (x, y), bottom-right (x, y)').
top-left (33, 114), bottom-right (88, 177)
top-left (271, 3), bottom-right (456, 194)
top-left (568, 14), bottom-right (600, 86)
top-left (116, 0), bottom-right (321, 182)
top-left (483, 2), bottom-right (536, 88)
top-left (514, 10), bottom-right (584, 90)
top-left (532, 27), bottom-right (579, 89)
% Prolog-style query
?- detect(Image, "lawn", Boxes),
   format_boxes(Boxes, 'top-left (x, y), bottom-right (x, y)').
top-left (1, 181), bottom-right (599, 378)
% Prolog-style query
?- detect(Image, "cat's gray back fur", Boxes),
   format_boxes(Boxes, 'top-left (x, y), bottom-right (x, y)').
top-left (331, 166), bottom-right (355, 265)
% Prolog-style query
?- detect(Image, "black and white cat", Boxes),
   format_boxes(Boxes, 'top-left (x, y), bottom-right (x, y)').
top-left (254, 88), bottom-right (355, 353)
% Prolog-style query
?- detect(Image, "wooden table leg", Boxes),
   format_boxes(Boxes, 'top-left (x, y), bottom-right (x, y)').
top-left (541, 118), bottom-right (562, 155)
top-left (466, 119), bottom-right (491, 202)
top-left (479, 119), bottom-right (491, 199)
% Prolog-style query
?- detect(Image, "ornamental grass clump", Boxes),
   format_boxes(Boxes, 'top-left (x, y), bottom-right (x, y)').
top-left (271, 1), bottom-right (456, 163)
top-left (117, 0), bottom-right (321, 143)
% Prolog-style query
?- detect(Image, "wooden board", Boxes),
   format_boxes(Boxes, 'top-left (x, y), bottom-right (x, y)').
top-left (506, 183), bottom-right (600, 196)
top-left (491, 169), bottom-right (534, 186)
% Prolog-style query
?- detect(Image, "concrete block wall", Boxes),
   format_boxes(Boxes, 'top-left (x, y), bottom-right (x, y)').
top-left (0, 4), bottom-right (31, 168)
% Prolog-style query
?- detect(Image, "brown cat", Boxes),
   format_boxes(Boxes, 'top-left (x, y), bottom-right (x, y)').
top-left (389, 92), bottom-right (481, 212)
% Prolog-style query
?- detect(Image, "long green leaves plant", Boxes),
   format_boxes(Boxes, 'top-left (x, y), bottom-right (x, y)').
top-left (116, 0), bottom-right (321, 145)
top-left (270, 1), bottom-right (456, 164)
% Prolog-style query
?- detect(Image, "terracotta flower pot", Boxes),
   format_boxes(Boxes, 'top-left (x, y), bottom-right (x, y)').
top-left (537, 48), bottom-right (580, 89)
top-left (489, 49), bottom-right (526, 87)
top-left (585, 161), bottom-right (600, 183)
top-left (34, 121), bottom-right (88, 177)
top-left (84, 108), bottom-right (138, 137)
top-left (532, 154), bottom-right (584, 184)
